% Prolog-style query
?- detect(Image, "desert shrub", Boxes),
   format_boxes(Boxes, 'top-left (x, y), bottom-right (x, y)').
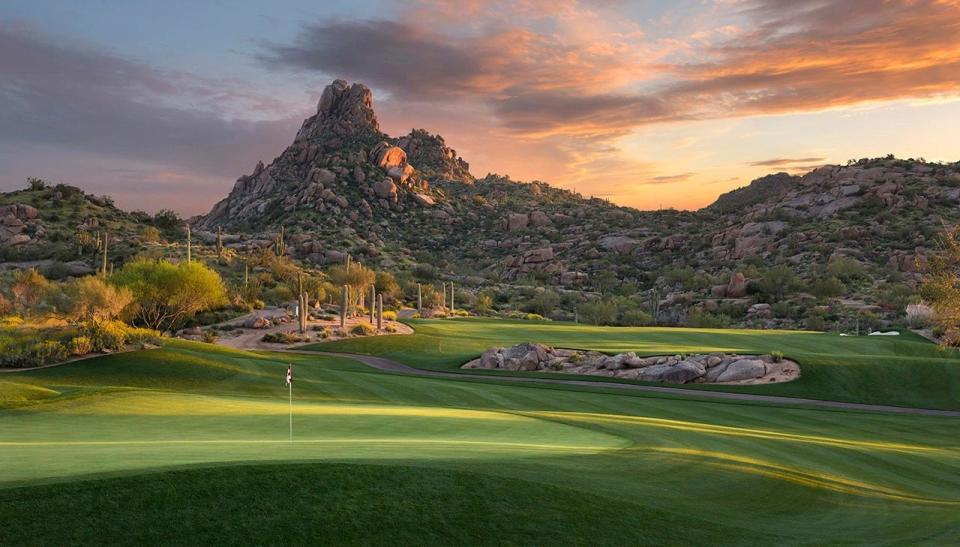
top-left (525, 290), bottom-right (561, 316)
top-left (619, 308), bottom-right (653, 326)
top-left (384, 324), bottom-right (398, 333)
top-left (29, 340), bottom-right (69, 365)
top-left (577, 300), bottom-right (617, 325)
top-left (69, 336), bottom-right (93, 356)
top-left (687, 311), bottom-right (730, 329)
top-left (827, 257), bottom-right (867, 282)
top-left (382, 310), bottom-right (398, 321)
top-left (771, 351), bottom-right (784, 363)
top-left (905, 303), bottom-right (933, 328)
top-left (87, 320), bottom-right (128, 352)
top-left (126, 327), bottom-right (160, 347)
top-left (806, 314), bottom-right (827, 331)
top-left (63, 276), bottom-right (133, 326)
top-left (113, 259), bottom-right (228, 332)
top-left (261, 332), bottom-right (303, 344)
top-left (473, 294), bottom-right (493, 315)
top-left (810, 276), bottom-right (846, 298)
top-left (877, 283), bottom-right (917, 311)
top-left (141, 226), bottom-right (162, 243)
top-left (201, 330), bottom-right (217, 344)
top-left (524, 313), bottom-right (546, 321)
top-left (263, 285), bottom-right (294, 306)
top-left (40, 262), bottom-right (71, 281)
top-left (350, 321), bottom-right (375, 336)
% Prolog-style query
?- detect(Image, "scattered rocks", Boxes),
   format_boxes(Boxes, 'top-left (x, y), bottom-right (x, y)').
top-left (463, 343), bottom-right (799, 385)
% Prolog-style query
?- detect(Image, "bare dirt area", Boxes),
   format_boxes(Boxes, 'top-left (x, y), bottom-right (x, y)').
top-left (188, 308), bottom-right (413, 351)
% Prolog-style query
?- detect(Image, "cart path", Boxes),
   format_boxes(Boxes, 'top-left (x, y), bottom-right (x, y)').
top-left (298, 350), bottom-right (960, 418)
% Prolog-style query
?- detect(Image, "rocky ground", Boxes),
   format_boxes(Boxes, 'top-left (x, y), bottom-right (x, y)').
top-left (180, 307), bottom-right (413, 350)
top-left (463, 343), bottom-right (799, 385)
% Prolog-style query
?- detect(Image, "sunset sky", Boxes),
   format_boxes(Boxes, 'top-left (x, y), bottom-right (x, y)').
top-left (2, 0), bottom-right (959, 215)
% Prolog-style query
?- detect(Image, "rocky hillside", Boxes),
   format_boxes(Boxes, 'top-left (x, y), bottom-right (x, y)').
top-left (3, 78), bottom-right (958, 328)
top-left (197, 81), bottom-right (956, 295)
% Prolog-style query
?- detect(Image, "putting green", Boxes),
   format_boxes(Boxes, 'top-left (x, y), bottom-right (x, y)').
top-left (1, 339), bottom-right (959, 544)
top-left (308, 318), bottom-right (960, 410)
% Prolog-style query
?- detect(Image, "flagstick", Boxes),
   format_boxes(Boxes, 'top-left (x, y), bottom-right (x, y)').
top-left (288, 379), bottom-right (293, 443)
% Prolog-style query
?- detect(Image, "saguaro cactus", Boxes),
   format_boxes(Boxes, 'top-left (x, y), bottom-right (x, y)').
top-left (186, 224), bottom-right (192, 263)
top-left (100, 232), bottom-right (109, 277)
top-left (243, 262), bottom-right (249, 288)
top-left (340, 284), bottom-right (348, 328)
top-left (216, 226), bottom-right (223, 259)
top-left (449, 282), bottom-right (455, 314)
top-left (346, 254), bottom-right (352, 273)
top-left (369, 285), bottom-right (376, 323)
top-left (441, 282), bottom-right (447, 311)
top-left (297, 272), bottom-right (307, 334)
top-left (417, 283), bottom-right (422, 314)
top-left (275, 226), bottom-right (285, 256)
top-left (376, 293), bottom-right (383, 331)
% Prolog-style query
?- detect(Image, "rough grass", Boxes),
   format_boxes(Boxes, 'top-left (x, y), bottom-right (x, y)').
top-left (1, 340), bottom-right (959, 544)
top-left (304, 318), bottom-right (960, 410)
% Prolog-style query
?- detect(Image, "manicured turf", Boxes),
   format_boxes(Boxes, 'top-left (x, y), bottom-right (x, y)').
top-left (1, 339), bottom-right (959, 544)
top-left (306, 318), bottom-right (960, 410)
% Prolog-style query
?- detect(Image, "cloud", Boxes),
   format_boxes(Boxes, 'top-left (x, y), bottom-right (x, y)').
top-left (0, 22), bottom-right (308, 212)
top-left (748, 157), bottom-right (825, 167)
top-left (647, 172), bottom-right (695, 184)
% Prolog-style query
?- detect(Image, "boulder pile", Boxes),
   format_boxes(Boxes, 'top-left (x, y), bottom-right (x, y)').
top-left (462, 343), bottom-right (799, 384)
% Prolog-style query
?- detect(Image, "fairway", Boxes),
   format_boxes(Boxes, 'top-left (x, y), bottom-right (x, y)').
top-left (1, 336), bottom-right (960, 545)
top-left (307, 318), bottom-right (960, 410)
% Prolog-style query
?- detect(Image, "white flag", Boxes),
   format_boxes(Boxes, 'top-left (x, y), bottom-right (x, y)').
top-left (286, 364), bottom-right (293, 385)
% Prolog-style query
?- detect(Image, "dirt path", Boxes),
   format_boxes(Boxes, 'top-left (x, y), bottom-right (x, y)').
top-left (210, 310), bottom-right (413, 351)
top-left (301, 351), bottom-right (960, 418)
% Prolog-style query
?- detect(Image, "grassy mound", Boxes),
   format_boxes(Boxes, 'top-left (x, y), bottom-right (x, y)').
top-left (2, 340), bottom-right (959, 544)
top-left (0, 463), bottom-right (749, 545)
top-left (304, 319), bottom-right (960, 409)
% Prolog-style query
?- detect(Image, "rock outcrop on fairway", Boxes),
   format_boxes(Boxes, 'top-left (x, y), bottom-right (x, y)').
top-left (462, 343), bottom-right (799, 384)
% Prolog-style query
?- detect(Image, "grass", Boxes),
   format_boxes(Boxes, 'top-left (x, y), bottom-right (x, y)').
top-left (0, 338), bottom-right (959, 544)
top-left (304, 318), bottom-right (960, 410)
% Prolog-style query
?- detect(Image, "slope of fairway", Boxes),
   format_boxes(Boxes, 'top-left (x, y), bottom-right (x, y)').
top-left (0, 463), bottom-right (751, 545)
top-left (1, 341), bottom-right (959, 544)
top-left (305, 319), bottom-right (960, 410)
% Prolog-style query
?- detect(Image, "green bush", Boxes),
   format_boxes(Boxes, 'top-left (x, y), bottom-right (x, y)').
top-left (687, 311), bottom-right (731, 329)
top-left (350, 321), bottom-right (375, 336)
top-left (29, 340), bottom-right (69, 365)
top-left (382, 310), bottom-right (398, 321)
top-left (69, 336), bottom-right (93, 356)
top-left (619, 309), bottom-right (653, 326)
top-left (87, 321), bottom-right (128, 352)
top-left (771, 351), bottom-right (784, 363)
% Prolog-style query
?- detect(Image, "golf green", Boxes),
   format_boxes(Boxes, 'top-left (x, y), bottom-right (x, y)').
top-left (0, 335), bottom-right (958, 544)
top-left (307, 318), bottom-right (960, 410)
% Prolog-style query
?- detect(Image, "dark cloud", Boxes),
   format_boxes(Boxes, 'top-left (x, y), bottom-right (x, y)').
top-left (259, 20), bottom-right (502, 99)
top-left (0, 23), bottom-right (305, 207)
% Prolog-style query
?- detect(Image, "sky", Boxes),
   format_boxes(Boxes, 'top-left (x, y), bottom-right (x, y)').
top-left (1, 0), bottom-right (959, 216)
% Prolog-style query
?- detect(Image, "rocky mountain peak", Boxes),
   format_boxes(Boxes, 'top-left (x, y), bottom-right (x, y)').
top-left (295, 79), bottom-right (381, 145)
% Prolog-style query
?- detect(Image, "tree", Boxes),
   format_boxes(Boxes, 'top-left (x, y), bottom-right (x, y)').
top-left (810, 276), bottom-right (845, 299)
top-left (921, 223), bottom-right (960, 345)
top-left (526, 290), bottom-right (561, 316)
top-left (474, 294), bottom-right (493, 315)
top-left (757, 265), bottom-right (798, 302)
top-left (375, 271), bottom-right (401, 304)
top-left (577, 299), bottom-right (617, 325)
top-left (593, 271), bottom-right (619, 294)
top-left (9, 269), bottom-right (53, 311)
top-left (63, 276), bottom-right (133, 326)
top-left (113, 259), bottom-right (228, 332)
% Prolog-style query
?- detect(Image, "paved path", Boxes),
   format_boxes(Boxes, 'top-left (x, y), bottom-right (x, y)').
top-left (304, 351), bottom-right (960, 418)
